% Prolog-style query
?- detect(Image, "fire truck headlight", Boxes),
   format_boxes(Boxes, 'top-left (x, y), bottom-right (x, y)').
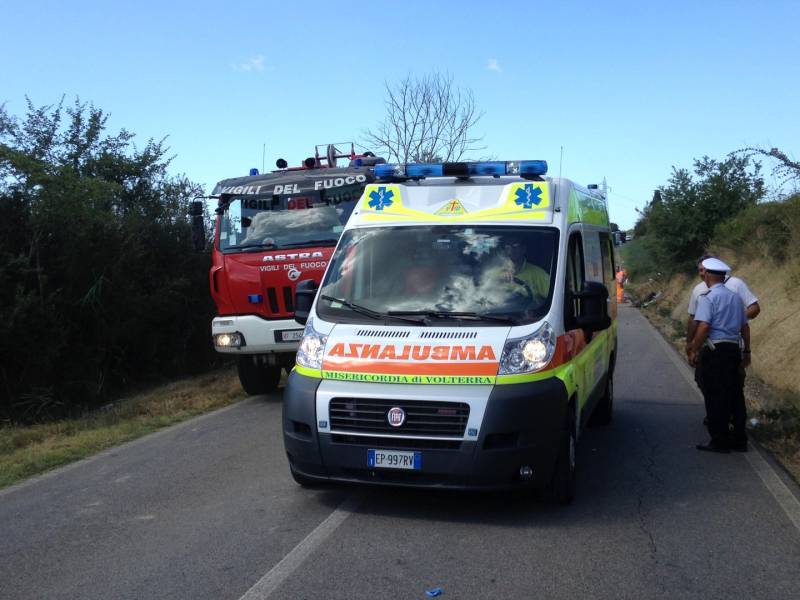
top-left (214, 332), bottom-right (244, 348)
top-left (499, 322), bottom-right (556, 375)
top-left (296, 319), bottom-right (328, 370)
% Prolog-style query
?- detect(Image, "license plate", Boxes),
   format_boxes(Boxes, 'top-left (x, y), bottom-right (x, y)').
top-left (368, 449), bottom-right (422, 470)
top-left (278, 329), bottom-right (303, 342)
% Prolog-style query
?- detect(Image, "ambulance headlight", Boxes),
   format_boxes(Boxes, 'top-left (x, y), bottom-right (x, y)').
top-left (296, 318), bottom-right (328, 370)
top-left (499, 322), bottom-right (556, 375)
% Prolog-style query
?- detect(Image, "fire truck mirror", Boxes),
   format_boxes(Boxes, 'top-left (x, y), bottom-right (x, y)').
top-left (190, 201), bottom-right (206, 252)
top-left (294, 279), bottom-right (318, 325)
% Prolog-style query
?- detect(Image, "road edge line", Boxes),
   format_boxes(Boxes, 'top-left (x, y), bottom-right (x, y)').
top-left (629, 306), bottom-right (800, 534)
top-left (238, 496), bottom-right (361, 600)
top-left (0, 397), bottom-right (254, 498)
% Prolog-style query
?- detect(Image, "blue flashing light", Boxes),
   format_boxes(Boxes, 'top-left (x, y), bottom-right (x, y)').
top-left (467, 162), bottom-right (506, 176)
top-left (248, 294), bottom-right (263, 304)
top-left (374, 163), bottom-right (400, 179)
top-left (249, 168), bottom-right (259, 176)
top-left (518, 160), bottom-right (548, 176)
top-left (406, 163), bottom-right (444, 177)
top-left (374, 160), bottom-right (548, 180)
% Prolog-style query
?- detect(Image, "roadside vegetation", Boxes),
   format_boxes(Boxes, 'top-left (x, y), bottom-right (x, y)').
top-left (0, 367), bottom-right (241, 489)
top-left (0, 98), bottom-right (220, 425)
top-left (621, 149), bottom-right (800, 480)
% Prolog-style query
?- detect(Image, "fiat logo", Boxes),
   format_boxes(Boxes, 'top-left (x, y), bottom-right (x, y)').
top-left (387, 407), bottom-right (406, 427)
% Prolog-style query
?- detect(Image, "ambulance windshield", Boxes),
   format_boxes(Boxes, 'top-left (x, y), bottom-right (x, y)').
top-left (219, 189), bottom-right (360, 252)
top-left (318, 226), bottom-right (559, 325)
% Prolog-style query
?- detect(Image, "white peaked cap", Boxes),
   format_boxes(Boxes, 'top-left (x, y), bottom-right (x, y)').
top-left (702, 257), bottom-right (731, 273)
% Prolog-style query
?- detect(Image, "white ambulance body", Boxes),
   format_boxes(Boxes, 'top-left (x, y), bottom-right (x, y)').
top-left (282, 160), bottom-right (617, 503)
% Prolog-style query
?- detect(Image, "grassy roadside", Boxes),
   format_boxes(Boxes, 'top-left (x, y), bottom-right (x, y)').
top-left (0, 367), bottom-right (243, 490)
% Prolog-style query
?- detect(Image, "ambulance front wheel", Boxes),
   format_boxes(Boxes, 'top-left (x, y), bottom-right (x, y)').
top-left (590, 373), bottom-right (614, 426)
top-left (237, 357), bottom-right (281, 396)
top-left (550, 403), bottom-right (577, 505)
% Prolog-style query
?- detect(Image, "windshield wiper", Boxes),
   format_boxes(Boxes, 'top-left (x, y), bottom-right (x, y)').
top-left (320, 295), bottom-right (423, 324)
top-left (387, 310), bottom-right (517, 324)
top-left (224, 242), bottom-right (278, 252)
top-left (280, 239), bottom-right (339, 248)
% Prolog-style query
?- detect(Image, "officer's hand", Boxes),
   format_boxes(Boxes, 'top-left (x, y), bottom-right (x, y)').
top-left (687, 349), bottom-right (697, 367)
top-left (742, 353), bottom-right (751, 369)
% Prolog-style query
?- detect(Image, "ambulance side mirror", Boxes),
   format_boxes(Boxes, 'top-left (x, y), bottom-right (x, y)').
top-left (574, 281), bottom-right (611, 332)
top-left (294, 279), bottom-right (318, 325)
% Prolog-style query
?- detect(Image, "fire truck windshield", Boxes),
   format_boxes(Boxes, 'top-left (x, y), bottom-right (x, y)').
top-left (219, 192), bottom-right (358, 253)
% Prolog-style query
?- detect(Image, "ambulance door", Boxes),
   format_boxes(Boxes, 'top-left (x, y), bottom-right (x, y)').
top-left (580, 227), bottom-right (608, 399)
top-left (564, 228), bottom-right (591, 418)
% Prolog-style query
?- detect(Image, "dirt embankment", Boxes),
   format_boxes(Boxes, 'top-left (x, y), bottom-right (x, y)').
top-left (627, 256), bottom-right (800, 480)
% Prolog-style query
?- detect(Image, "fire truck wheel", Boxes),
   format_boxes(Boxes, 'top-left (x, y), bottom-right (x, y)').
top-left (237, 357), bottom-right (281, 395)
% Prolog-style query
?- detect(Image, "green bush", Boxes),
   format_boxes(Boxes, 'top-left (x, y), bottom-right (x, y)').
top-left (713, 194), bottom-right (800, 263)
top-left (0, 99), bottom-right (218, 423)
top-left (633, 156), bottom-right (765, 276)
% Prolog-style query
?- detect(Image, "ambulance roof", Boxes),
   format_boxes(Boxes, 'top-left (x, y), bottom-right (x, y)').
top-left (345, 174), bottom-right (609, 230)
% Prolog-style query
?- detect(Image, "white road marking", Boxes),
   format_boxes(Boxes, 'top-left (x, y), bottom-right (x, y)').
top-left (239, 496), bottom-right (361, 600)
top-left (632, 307), bottom-right (800, 534)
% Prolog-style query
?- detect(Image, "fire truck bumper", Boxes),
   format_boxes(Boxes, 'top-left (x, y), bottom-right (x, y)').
top-left (212, 315), bottom-right (304, 355)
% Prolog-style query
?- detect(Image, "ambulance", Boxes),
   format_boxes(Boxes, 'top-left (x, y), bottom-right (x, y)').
top-left (282, 160), bottom-right (617, 503)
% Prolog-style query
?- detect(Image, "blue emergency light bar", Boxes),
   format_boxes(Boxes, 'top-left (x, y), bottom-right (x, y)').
top-left (374, 160), bottom-right (547, 180)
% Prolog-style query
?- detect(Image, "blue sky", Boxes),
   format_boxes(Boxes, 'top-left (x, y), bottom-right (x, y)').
top-left (2, 0), bottom-right (798, 228)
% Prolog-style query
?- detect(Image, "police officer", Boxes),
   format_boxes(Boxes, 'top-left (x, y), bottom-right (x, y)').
top-left (687, 258), bottom-right (751, 453)
top-left (686, 254), bottom-right (759, 422)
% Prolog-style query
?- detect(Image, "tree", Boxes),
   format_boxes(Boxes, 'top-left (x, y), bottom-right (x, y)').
top-left (635, 155), bottom-right (764, 273)
top-left (0, 98), bottom-right (216, 423)
top-left (363, 72), bottom-right (485, 163)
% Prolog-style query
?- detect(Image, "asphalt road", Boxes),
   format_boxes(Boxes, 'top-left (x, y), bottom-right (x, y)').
top-left (2, 306), bottom-right (799, 600)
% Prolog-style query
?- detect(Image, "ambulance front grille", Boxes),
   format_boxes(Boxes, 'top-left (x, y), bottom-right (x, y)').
top-left (329, 398), bottom-right (470, 437)
top-left (355, 329), bottom-right (411, 338)
top-left (418, 331), bottom-right (478, 340)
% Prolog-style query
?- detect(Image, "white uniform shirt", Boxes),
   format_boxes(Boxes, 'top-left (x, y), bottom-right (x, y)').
top-left (687, 276), bottom-right (758, 316)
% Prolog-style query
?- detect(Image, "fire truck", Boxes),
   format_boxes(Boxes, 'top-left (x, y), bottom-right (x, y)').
top-left (206, 144), bottom-right (383, 394)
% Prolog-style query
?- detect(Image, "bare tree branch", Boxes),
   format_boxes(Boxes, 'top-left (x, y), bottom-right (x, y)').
top-left (734, 146), bottom-right (800, 190)
top-left (362, 72), bottom-right (485, 164)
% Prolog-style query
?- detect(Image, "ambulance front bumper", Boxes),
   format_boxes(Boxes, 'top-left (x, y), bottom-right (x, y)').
top-left (282, 372), bottom-right (569, 490)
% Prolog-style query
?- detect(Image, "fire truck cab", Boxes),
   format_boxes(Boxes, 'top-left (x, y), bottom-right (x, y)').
top-left (209, 145), bottom-right (383, 394)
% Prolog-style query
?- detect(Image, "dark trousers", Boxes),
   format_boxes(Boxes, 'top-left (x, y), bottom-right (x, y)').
top-left (698, 345), bottom-right (747, 446)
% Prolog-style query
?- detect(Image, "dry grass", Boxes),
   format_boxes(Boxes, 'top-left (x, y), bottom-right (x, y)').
top-left (0, 367), bottom-right (243, 489)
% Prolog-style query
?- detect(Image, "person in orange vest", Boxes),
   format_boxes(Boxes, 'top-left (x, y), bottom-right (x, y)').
top-left (615, 266), bottom-right (627, 303)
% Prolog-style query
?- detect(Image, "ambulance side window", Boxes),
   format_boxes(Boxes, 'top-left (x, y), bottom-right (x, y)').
top-left (564, 232), bottom-right (584, 330)
top-left (599, 232), bottom-right (614, 283)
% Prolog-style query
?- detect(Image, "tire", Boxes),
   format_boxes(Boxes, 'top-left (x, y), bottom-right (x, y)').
top-left (590, 373), bottom-right (613, 426)
top-left (237, 357), bottom-right (281, 395)
top-left (549, 405), bottom-right (577, 505)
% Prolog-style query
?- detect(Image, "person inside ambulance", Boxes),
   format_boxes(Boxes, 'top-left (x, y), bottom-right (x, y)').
top-left (501, 236), bottom-right (550, 302)
top-left (400, 243), bottom-right (451, 299)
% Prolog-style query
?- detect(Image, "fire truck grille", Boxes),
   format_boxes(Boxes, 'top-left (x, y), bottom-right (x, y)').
top-left (329, 398), bottom-right (470, 437)
top-left (283, 286), bottom-right (294, 313)
top-left (266, 288), bottom-right (280, 313)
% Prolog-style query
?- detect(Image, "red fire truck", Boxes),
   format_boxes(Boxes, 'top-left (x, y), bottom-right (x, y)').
top-left (208, 145), bottom-right (383, 394)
